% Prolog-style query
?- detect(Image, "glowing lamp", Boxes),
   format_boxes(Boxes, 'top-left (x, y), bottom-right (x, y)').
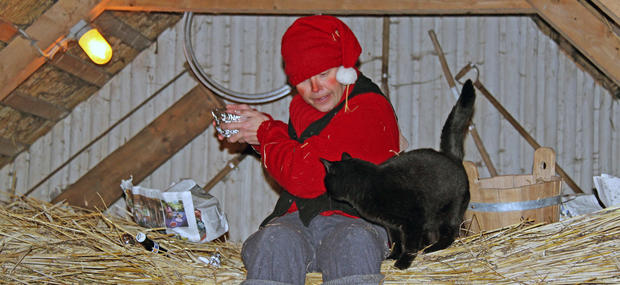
top-left (69, 20), bottom-right (113, 65)
top-left (78, 28), bottom-right (112, 64)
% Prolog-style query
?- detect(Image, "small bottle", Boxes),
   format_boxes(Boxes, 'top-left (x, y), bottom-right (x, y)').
top-left (121, 233), bottom-right (136, 245)
top-left (135, 232), bottom-right (167, 253)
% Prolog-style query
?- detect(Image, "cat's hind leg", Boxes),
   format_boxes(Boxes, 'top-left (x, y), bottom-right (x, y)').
top-left (394, 251), bottom-right (417, 270)
top-left (423, 223), bottom-right (457, 253)
top-left (394, 224), bottom-right (422, 270)
top-left (386, 226), bottom-right (402, 260)
top-left (423, 197), bottom-right (465, 253)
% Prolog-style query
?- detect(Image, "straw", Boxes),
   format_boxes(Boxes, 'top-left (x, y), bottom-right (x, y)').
top-left (0, 195), bottom-right (244, 284)
top-left (0, 195), bottom-right (618, 284)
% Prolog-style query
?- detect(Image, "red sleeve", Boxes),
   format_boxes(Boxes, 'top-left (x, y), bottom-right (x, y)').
top-left (256, 92), bottom-right (400, 199)
top-left (249, 112), bottom-right (274, 155)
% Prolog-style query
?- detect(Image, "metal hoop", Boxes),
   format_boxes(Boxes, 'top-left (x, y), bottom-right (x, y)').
top-left (182, 12), bottom-right (292, 104)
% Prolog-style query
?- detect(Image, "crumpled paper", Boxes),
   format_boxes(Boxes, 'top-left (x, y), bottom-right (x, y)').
top-left (593, 173), bottom-right (620, 207)
top-left (561, 173), bottom-right (620, 219)
top-left (561, 195), bottom-right (603, 219)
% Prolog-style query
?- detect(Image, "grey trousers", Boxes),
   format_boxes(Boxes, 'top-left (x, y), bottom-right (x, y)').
top-left (241, 212), bottom-right (389, 285)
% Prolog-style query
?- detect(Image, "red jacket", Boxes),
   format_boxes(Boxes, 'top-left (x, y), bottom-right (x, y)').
top-left (256, 80), bottom-right (400, 216)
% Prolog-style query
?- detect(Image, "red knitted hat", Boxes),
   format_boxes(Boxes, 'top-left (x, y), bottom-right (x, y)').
top-left (281, 15), bottom-right (361, 86)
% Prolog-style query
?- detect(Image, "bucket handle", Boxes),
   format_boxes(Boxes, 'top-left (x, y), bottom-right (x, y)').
top-left (463, 161), bottom-right (479, 183)
top-left (533, 147), bottom-right (556, 180)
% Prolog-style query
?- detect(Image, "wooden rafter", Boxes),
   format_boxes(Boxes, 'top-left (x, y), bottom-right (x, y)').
top-left (527, 0), bottom-right (620, 87)
top-left (0, 0), bottom-right (109, 102)
top-left (592, 0), bottom-right (620, 26)
top-left (3, 91), bottom-right (69, 121)
top-left (51, 53), bottom-right (111, 87)
top-left (0, 137), bottom-right (26, 157)
top-left (104, 0), bottom-right (535, 15)
top-left (52, 85), bottom-right (224, 210)
top-left (94, 12), bottom-right (151, 51)
top-left (0, 18), bottom-right (18, 42)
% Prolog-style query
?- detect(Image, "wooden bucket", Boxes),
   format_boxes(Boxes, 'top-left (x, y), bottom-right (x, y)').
top-left (463, 147), bottom-right (562, 234)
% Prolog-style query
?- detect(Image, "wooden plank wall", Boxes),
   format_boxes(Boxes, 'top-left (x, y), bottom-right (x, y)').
top-left (1, 15), bottom-right (618, 242)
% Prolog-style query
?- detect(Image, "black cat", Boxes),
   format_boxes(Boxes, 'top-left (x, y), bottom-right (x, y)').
top-left (321, 80), bottom-right (475, 270)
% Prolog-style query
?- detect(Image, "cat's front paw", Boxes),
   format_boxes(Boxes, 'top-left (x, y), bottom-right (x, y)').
top-left (393, 252), bottom-right (416, 270)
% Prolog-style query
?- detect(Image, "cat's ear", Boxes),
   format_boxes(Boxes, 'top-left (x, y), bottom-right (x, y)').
top-left (320, 158), bottom-right (333, 172)
top-left (341, 152), bottom-right (353, 160)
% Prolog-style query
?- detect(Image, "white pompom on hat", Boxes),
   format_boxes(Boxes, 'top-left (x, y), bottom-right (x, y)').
top-left (336, 66), bottom-right (357, 85)
top-left (281, 15), bottom-right (361, 86)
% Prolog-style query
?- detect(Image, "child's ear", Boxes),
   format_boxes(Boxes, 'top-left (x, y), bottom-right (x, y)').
top-left (320, 158), bottom-right (333, 172)
top-left (341, 152), bottom-right (352, 160)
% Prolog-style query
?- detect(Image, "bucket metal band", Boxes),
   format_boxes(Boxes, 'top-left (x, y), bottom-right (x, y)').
top-left (468, 195), bottom-right (562, 212)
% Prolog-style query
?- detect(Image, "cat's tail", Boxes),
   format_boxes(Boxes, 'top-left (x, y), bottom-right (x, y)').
top-left (439, 79), bottom-right (476, 161)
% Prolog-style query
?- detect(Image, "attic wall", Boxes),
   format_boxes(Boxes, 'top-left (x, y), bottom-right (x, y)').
top-left (1, 15), bottom-right (618, 242)
top-left (388, 16), bottom-right (619, 191)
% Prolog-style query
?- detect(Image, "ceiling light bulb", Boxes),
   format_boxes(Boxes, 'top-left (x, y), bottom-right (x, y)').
top-left (78, 28), bottom-right (112, 65)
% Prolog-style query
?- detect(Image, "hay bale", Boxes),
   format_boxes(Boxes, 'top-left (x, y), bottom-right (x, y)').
top-left (0, 196), bottom-right (244, 284)
top-left (1, 196), bottom-right (618, 284)
top-left (312, 206), bottom-right (619, 284)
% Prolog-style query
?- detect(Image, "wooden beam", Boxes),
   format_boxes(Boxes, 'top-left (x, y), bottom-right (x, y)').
top-left (104, 0), bottom-right (535, 15)
top-left (3, 91), bottom-right (69, 121)
top-left (0, 0), bottom-right (110, 102)
top-left (0, 155), bottom-right (12, 169)
top-left (527, 0), bottom-right (620, 87)
top-left (94, 12), bottom-right (151, 51)
top-left (0, 0), bottom-right (537, 106)
top-left (530, 16), bottom-right (620, 98)
top-left (203, 151), bottom-right (248, 193)
top-left (0, 137), bottom-right (26, 156)
top-left (51, 85), bottom-right (224, 210)
top-left (592, 0), bottom-right (620, 26)
top-left (0, 18), bottom-right (18, 42)
top-left (50, 52), bottom-right (111, 87)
